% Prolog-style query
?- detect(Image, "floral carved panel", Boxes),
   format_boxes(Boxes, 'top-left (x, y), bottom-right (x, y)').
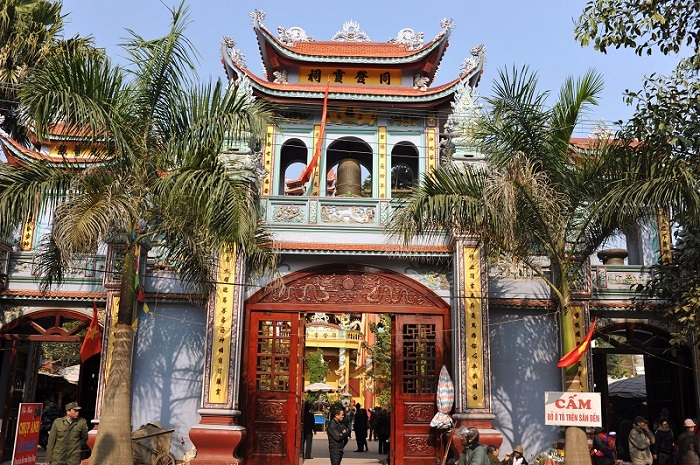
top-left (256, 399), bottom-right (285, 420)
top-left (255, 432), bottom-right (285, 454)
top-left (404, 402), bottom-right (435, 423)
top-left (404, 435), bottom-right (433, 455)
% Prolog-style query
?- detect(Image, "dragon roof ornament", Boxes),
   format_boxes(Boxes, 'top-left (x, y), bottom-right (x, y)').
top-left (249, 9), bottom-right (266, 28)
top-left (440, 18), bottom-right (455, 37)
top-left (278, 26), bottom-right (314, 45)
top-left (460, 44), bottom-right (486, 77)
top-left (332, 20), bottom-right (371, 42)
top-left (388, 28), bottom-right (425, 51)
top-left (221, 35), bottom-right (247, 69)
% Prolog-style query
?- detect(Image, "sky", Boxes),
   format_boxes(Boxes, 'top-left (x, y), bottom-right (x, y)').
top-left (59, 0), bottom-right (683, 135)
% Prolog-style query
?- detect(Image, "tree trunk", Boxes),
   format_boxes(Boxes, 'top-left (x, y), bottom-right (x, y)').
top-left (89, 324), bottom-right (135, 463)
top-left (89, 243), bottom-right (138, 464)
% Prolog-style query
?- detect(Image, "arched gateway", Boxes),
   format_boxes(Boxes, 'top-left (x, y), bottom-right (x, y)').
top-left (242, 264), bottom-right (451, 465)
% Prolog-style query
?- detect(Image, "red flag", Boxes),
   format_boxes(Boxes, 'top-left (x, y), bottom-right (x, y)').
top-left (80, 302), bottom-right (102, 362)
top-left (297, 79), bottom-right (331, 185)
top-left (557, 317), bottom-right (598, 368)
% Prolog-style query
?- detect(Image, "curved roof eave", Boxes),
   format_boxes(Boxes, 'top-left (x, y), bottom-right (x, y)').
top-left (0, 133), bottom-right (106, 167)
top-left (222, 51), bottom-right (484, 107)
top-left (255, 22), bottom-right (449, 67)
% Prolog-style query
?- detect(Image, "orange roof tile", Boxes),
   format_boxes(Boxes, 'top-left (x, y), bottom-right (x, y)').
top-left (289, 41), bottom-right (418, 58)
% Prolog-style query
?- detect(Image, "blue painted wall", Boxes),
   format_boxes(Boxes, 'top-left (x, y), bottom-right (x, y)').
top-left (131, 302), bottom-right (206, 459)
top-left (489, 308), bottom-right (562, 461)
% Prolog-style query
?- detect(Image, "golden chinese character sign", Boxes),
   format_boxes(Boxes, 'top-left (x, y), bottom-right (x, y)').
top-left (464, 246), bottom-right (485, 408)
top-left (208, 248), bottom-right (236, 404)
top-left (300, 67), bottom-right (400, 86)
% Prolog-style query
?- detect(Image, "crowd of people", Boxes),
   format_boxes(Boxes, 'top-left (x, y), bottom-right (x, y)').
top-left (590, 412), bottom-right (700, 465)
top-left (302, 401), bottom-right (392, 465)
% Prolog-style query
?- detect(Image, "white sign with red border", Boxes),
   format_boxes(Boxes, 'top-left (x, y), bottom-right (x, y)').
top-left (545, 391), bottom-right (602, 427)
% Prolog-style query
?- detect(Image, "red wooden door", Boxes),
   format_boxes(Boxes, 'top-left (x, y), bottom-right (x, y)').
top-left (244, 312), bottom-right (304, 465)
top-left (392, 314), bottom-right (445, 465)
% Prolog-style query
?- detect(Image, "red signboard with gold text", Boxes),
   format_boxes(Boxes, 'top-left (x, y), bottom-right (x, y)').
top-left (12, 403), bottom-right (42, 465)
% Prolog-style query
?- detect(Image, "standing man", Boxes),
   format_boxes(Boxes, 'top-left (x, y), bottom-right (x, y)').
top-left (457, 426), bottom-right (491, 465)
top-left (629, 416), bottom-right (656, 465)
top-left (353, 403), bottom-right (369, 452)
top-left (45, 401), bottom-right (88, 465)
top-left (328, 405), bottom-right (350, 465)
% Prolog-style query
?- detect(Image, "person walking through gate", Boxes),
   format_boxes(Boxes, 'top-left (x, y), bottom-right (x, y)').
top-left (45, 401), bottom-right (89, 465)
top-left (353, 402), bottom-right (369, 452)
top-left (328, 405), bottom-right (350, 465)
top-left (302, 402), bottom-right (316, 459)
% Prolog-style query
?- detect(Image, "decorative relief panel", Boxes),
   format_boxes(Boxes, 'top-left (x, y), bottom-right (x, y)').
top-left (272, 204), bottom-right (305, 223)
top-left (404, 435), bottom-right (433, 455)
top-left (255, 432), bottom-right (285, 454)
top-left (264, 273), bottom-right (438, 307)
top-left (404, 403), bottom-right (435, 423)
top-left (256, 399), bottom-right (285, 420)
top-left (320, 206), bottom-right (375, 224)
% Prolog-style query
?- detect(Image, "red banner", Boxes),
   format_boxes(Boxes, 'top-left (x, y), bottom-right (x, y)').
top-left (12, 403), bottom-right (42, 465)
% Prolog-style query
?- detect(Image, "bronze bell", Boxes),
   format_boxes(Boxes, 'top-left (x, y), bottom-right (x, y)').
top-left (335, 158), bottom-right (362, 197)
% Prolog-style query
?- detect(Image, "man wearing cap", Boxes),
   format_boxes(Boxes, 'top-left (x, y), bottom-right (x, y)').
top-left (629, 416), bottom-right (656, 465)
top-left (45, 401), bottom-right (89, 465)
top-left (678, 418), bottom-right (700, 465)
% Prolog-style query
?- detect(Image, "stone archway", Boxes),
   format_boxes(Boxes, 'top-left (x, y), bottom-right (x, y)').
top-left (243, 263), bottom-right (451, 465)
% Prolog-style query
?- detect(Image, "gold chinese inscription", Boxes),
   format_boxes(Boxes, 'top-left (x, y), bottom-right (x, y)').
top-left (464, 247), bottom-right (484, 408)
top-left (262, 125), bottom-right (275, 195)
top-left (327, 107), bottom-right (377, 126)
top-left (427, 127), bottom-right (438, 173)
top-left (378, 127), bottom-right (387, 198)
top-left (301, 67), bottom-right (399, 87)
top-left (311, 124), bottom-right (321, 196)
top-left (570, 304), bottom-right (588, 391)
top-left (20, 215), bottom-right (36, 251)
top-left (657, 208), bottom-right (672, 264)
top-left (209, 248), bottom-right (236, 404)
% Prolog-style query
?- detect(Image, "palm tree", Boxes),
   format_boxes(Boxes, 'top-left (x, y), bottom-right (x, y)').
top-left (389, 66), bottom-right (618, 465)
top-left (0, 3), bottom-right (275, 463)
top-left (0, 0), bottom-right (92, 142)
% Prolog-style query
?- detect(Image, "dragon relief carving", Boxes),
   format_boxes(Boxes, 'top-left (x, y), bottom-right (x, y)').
top-left (272, 69), bottom-right (288, 84)
top-left (277, 26), bottom-right (314, 45)
top-left (265, 273), bottom-right (435, 307)
top-left (413, 74), bottom-right (429, 91)
top-left (332, 20), bottom-right (371, 42)
top-left (389, 28), bottom-right (424, 51)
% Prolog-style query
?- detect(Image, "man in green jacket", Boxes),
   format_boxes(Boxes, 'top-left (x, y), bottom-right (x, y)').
top-left (45, 401), bottom-right (88, 465)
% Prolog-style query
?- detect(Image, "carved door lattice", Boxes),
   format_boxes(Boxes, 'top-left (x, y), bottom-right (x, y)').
top-left (255, 320), bottom-right (292, 391)
top-left (402, 323), bottom-right (438, 395)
